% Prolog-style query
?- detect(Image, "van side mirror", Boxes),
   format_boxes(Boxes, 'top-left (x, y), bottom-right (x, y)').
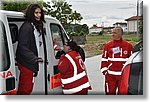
top-left (9, 23), bottom-right (18, 44)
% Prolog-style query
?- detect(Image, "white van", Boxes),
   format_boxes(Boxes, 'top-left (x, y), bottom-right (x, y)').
top-left (0, 10), bottom-right (70, 95)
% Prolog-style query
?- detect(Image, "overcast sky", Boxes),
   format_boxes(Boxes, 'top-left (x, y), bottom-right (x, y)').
top-left (65, 0), bottom-right (139, 27)
top-left (0, 0), bottom-right (143, 27)
top-left (44, 0), bottom-right (144, 27)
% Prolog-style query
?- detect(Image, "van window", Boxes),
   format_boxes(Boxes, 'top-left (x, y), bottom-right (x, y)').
top-left (0, 20), bottom-right (10, 72)
top-left (50, 24), bottom-right (64, 59)
top-left (9, 23), bottom-right (18, 44)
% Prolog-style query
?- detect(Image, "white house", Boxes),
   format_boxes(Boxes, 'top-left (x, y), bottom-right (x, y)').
top-left (125, 16), bottom-right (142, 33)
top-left (89, 25), bottom-right (103, 35)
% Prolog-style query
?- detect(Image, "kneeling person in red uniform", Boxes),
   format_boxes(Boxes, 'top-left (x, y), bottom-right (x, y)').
top-left (58, 41), bottom-right (92, 95)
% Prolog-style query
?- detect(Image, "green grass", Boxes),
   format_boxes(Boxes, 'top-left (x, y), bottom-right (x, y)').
top-left (83, 34), bottom-right (142, 57)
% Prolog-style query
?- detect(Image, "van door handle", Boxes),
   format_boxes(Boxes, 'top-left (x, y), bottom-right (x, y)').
top-left (48, 74), bottom-right (50, 81)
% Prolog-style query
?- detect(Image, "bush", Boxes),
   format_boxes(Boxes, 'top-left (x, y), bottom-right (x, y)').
top-left (69, 31), bottom-right (85, 36)
top-left (99, 31), bottom-right (104, 35)
top-left (69, 32), bottom-right (78, 36)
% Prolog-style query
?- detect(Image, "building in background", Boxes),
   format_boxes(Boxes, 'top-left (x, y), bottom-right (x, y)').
top-left (125, 0), bottom-right (143, 34)
top-left (125, 16), bottom-right (142, 34)
top-left (89, 24), bottom-right (103, 35)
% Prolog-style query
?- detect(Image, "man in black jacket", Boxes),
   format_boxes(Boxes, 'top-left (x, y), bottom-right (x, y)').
top-left (16, 4), bottom-right (45, 95)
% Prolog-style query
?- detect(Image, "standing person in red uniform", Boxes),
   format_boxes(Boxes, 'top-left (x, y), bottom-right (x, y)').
top-left (100, 27), bottom-right (133, 95)
top-left (58, 41), bottom-right (91, 95)
top-left (16, 4), bottom-right (45, 95)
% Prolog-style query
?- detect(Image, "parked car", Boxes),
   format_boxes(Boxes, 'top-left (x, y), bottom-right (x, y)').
top-left (119, 41), bottom-right (143, 95)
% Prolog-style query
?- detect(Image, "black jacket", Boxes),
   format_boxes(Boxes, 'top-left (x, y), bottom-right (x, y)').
top-left (78, 47), bottom-right (85, 62)
top-left (16, 22), bottom-right (39, 73)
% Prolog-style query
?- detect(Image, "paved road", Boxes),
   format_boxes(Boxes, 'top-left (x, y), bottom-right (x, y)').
top-left (85, 55), bottom-right (105, 95)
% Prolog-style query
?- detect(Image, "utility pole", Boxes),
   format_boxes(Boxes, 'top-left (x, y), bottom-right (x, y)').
top-left (136, 0), bottom-right (139, 41)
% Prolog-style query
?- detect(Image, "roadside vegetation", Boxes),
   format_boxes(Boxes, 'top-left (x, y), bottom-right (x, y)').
top-left (83, 34), bottom-right (142, 57)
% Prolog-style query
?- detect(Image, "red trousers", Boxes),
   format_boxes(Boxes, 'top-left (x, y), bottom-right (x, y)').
top-left (17, 63), bottom-right (34, 95)
top-left (105, 74), bottom-right (121, 95)
top-left (73, 88), bottom-right (88, 95)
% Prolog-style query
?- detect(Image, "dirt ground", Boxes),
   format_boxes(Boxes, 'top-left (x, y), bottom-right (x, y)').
top-left (82, 44), bottom-right (103, 58)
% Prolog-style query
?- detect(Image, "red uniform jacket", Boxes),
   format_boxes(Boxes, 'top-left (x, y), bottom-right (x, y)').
top-left (58, 51), bottom-right (91, 94)
top-left (100, 39), bottom-right (133, 75)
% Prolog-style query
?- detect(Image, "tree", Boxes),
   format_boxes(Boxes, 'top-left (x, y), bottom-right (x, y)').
top-left (68, 24), bottom-right (89, 36)
top-left (1, 1), bottom-right (30, 12)
top-left (44, 0), bottom-right (72, 26)
top-left (82, 24), bottom-right (89, 34)
top-left (69, 10), bottom-right (83, 24)
top-left (1, 0), bottom-right (44, 12)
top-left (44, 0), bottom-right (83, 27)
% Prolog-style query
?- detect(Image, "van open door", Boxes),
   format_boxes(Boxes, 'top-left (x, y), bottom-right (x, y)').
top-left (43, 20), bottom-right (69, 95)
top-left (0, 12), bottom-right (17, 95)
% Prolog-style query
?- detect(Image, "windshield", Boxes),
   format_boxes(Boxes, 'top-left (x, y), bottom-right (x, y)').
top-left (0, 20), bottom-right (10, 72)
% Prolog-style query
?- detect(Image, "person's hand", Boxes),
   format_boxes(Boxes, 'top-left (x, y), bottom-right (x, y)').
top-left (102, 70), bottom-right (108, 75)
top-left (36, 57), bottom-right (43, 63)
